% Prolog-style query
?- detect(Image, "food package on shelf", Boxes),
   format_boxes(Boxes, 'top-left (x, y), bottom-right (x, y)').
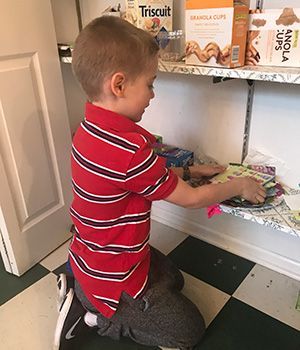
top-left (125, 0), bottom-right (173, 42)
top-left (246, 8), bottom-right (300, 68)
top-left (185, 0), bottom-right (250, 68)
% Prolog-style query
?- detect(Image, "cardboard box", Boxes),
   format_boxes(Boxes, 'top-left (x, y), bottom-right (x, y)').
top-left (185, 0), bottom-right (249, 68)
top-left (153, 143), bottom-right (194, 167)
top-left (246, 8), bottom-right (300, 68)
top-left (125, 0), bottom-right (173, 41)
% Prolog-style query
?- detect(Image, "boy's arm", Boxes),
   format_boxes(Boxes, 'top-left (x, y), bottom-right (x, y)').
top-left (171, 164), bottom-right (225, 179)
top-left (165, 176), bottom-right (266, 209)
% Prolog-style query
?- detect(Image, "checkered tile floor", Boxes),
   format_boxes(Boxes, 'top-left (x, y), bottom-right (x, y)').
top-left (1, 220), bottom-right (300, 350)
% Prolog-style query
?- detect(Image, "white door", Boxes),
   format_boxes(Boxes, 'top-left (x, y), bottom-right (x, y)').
top-left (0, 0), bottom-right (73, 276)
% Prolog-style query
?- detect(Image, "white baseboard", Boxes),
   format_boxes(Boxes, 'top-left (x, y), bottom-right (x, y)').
top-left (152, 201), bottom-right (300, 281)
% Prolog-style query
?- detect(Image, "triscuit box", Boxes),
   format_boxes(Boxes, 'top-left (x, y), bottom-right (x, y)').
top-left (246, 8), bottom-right (300, 68)
top-left (125, 0), bottom-right (173, 40)
top-left (185, 0), bottom-right (249, 68)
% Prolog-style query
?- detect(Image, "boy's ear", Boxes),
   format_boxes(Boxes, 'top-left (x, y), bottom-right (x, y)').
top-left (110, 72), bottom-right (126, 97)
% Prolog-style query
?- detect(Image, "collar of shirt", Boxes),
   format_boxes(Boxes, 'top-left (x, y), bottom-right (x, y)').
top-left (85, 102), bottom-right (156, 144)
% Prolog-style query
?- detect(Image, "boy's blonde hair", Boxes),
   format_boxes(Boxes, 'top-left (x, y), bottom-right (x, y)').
top-left (72, 16), bottom-right (159, 102)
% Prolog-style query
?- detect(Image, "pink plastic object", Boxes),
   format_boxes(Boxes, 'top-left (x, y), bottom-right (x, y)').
top-left (207, 204), bottom-right (222, 218)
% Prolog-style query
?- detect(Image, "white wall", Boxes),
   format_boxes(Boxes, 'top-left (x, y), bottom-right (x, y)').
top-left (51, 0), bottom-right (79, 43)
top-left (51, 0), bottom-right (300, 278)
top-left (60, 64), bottom-right (86, 133)
top-left (249, 82), bottom-right (300, 188)
top-left (141, 73), bottom-right (248, 165)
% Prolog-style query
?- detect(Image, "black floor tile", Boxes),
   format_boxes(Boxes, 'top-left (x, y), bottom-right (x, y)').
top-left (0, 257), bottom-right (50, 305)
top-left (196, 298), bottom-right (300, 350)
top-left (53, 261), bottom-right (69, 276)
top-left (168, 236), bottom-right (255, 294)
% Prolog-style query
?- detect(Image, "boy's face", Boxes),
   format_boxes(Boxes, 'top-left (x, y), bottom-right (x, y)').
top-left (123, 56), bottom-right (158, 122)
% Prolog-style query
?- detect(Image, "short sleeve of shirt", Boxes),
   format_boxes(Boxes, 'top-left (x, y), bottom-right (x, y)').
top-left (123, 141), bottom-right (178, 201)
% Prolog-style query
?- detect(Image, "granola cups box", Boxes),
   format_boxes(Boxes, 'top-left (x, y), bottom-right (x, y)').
top-left (246, 8), bottom-right (300, 68)
top-left (185, 0), bottom-right (250, 68)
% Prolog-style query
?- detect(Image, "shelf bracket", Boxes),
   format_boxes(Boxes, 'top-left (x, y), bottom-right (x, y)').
top-left (212, 76), bottom-right (234, 84)
top-left (241, 80), bottom-right (255, 162)
top-left (75, 0), bottom-right (83, 32)
top-left (241, 0), bottom-right (263, 162)
top-left (241, 0), bottom-right (264, 163)
top-left (256, 0), bottom-right (264, 10)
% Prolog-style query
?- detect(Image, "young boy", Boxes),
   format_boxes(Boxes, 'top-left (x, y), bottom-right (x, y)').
top-left (53, 16), bottom-right (266, 350)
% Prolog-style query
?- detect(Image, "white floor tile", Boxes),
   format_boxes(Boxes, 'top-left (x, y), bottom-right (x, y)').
top-left (233, 264), bottom-right (300, 331)
top-left (181, 271), bottom-right (230, 326)
top-left (149, 220), bottom-right (188, 255)
top-left (0, 273), bottom-right (58, 350)
top-left (40, 239), bottom-right (71, 271)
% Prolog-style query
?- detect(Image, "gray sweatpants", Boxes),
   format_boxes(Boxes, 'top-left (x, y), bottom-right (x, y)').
top-left (75, 247), bottom-right (205, 349)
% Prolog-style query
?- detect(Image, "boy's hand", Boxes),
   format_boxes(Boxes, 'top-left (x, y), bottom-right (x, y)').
top-left (233, 177), bottom-right (266, 204)
top-left (190, 164), bottom-right (226, 178)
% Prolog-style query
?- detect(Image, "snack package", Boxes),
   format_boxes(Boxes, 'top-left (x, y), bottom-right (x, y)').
top-left (125, 0), bottom-right (173, 41)
top-left (210, 164), bottom-right (275, 186)
top-left (185, 0), bottom-right (250, 68)
top-left (246, 8), bottom-right (300, 67)
top-left (210, 163), bottom-right (281, 209)
top-left (153, 143), bottom-right (194, 167)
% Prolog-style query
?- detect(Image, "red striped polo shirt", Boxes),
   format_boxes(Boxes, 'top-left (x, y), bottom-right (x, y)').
top-left (69, 102), bottom-right (178, 318)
